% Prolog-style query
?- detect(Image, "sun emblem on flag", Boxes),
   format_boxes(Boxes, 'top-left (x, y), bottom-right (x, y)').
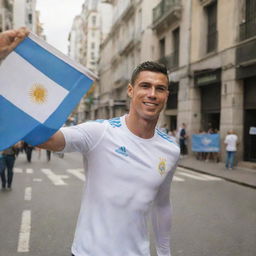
top-left (158, 158), bottom-right (167, 176)
top-left (29, 84), bottom-right (48, 104)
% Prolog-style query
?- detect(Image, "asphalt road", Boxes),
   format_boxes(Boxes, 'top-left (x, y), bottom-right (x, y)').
top-left (0, 151), bottom-right (255, 256)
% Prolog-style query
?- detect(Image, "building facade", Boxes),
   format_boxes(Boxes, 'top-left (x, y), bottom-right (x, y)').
top-left (0, 0), bottom-right (13, 32)
top-left (88, 0), bottom-right (256, 164)
top-left (94, 0), bottom-right (156, 119)
top-left (68, 0), bottom-right (112, 123)
top-left (13, 0), bottom-right (37, 33)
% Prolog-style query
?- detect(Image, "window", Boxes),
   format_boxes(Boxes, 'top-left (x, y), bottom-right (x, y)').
top-left (91, 42), bottom-right (95, 49)
top-left (159, 38), bottom-right (165, 58)
top-left (206, 1), bottom-right (217, 53)
top-left (240, 0), bottom-right (256, 40)
top-left (28, 13), bottom-right (33, 24)
top-left (172, 28), bottom-right (180, 67)
top-left (92, 15), bottom-right (96, 26)
top-left (167, 82), bottom-right (179, 109)
top-left (91, 52), bottom-right (95, 60)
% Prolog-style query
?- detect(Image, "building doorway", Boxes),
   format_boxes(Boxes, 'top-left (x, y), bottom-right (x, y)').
top-left (200, 84), bottom-right (221, 132)
top-left (244, 77), bottom-right (256, 162)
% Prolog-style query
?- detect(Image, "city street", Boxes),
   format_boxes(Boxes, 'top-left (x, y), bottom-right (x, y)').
top-left (0, 151), bottom-right (255, 256)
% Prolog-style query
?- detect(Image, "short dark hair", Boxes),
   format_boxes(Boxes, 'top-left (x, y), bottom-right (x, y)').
top-left (130, 61), bottom-right (169, 85)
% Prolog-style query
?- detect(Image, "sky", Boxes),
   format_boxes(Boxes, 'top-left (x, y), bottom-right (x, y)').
top-left (36, 0), bottom-right (85, 54)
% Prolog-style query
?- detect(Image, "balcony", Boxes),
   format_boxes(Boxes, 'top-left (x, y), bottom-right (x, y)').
top-left (152, 0), bottom-right (182, 32)
top-left (119, 31), bottom-right (140, 55)
top-left (236, 38), bottom-right (256, 79)
top-left (112, 0), bottom-right (135, 26)
top-left (158, 51), bottom-right (179, 70)
top-left (240, 19), bottom-right (256, 41)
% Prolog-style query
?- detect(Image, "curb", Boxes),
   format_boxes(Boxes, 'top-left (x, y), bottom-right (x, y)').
top-left (178, 164), bottom-right (256, 190)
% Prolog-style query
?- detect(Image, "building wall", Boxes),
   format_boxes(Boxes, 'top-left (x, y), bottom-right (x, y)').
top-left (94, 0), bottom-right (254, 163)
top-left (13, 0), bottom-right (37, 33)
top-left (0, 0), bottom-right (13, 31)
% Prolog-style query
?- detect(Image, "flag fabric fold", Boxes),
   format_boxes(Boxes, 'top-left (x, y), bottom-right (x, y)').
top-left (0, 33), bottom-right (95, 150)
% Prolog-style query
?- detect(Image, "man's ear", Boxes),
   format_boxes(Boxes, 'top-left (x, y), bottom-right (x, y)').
top-left (127, 83), bottom-right (133, 98)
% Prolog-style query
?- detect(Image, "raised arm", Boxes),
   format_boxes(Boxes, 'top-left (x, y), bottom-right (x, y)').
top-left (0, 27), bottom-right (29, 60)
top-left (151, 171), bottom-right (174, 256)
top-left (38, 130), bottom-right (66, 152)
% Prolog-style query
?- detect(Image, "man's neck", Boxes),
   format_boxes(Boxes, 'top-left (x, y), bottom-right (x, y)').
top-left (125, 114), bottom-right (158, 139)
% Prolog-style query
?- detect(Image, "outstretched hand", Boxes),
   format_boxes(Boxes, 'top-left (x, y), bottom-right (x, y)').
top-left (0, 27), bottom-right (29, 60)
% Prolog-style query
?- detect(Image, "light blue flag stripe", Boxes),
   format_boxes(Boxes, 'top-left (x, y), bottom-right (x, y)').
top-left (14, 37), bottom-right (92, 91)
top-left (0, 96), bottom-right (39, 149)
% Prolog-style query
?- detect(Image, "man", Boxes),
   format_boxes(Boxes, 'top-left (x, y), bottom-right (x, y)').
top-left (179, 123), bottom-right (187, 156)
top-left (0, 27), bottom-right (29, 61)
top-left (0, 145), bottom-right (17, 190)
top-left (0, 32), bottom-right (180, 255)
top-left (224, 130), bottom-right (238, 170)
top-left (39, 62), bottom-right (180, 256)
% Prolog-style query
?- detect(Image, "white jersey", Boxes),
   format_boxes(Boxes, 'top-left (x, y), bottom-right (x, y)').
top-left (61, 115), bottom-right (180, 256)
top-left (224, 134), bottom-right (238, 151)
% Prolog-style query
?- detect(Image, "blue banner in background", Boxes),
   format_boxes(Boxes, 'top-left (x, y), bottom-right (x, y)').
top-left (192, 134), bottom-right (220, 152)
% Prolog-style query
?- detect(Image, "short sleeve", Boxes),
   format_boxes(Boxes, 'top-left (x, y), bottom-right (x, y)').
top-left (60, 121), bottom-right (107, 154)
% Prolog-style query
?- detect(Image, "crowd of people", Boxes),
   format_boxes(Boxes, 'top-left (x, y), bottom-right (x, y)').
top-left (0, 141), bottom-right (53, 191)
top-left (160, 124), bottom-right (239, 169)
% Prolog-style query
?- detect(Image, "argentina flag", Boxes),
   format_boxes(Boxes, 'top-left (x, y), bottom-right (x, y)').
top-left (0, 33), bottom-right (96, 150)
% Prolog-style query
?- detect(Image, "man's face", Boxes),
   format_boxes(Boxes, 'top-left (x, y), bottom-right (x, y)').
top-left (127, 71), bottom-right (169, 121)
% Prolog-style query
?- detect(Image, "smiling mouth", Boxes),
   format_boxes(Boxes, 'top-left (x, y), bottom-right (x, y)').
top-left (143, 102), bottom-right (159, 107)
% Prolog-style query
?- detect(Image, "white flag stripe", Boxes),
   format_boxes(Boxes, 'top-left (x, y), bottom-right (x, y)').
top-left (67, 169), bottom-right (85, 181)
top-left (0, 52), bottom-right (68, 123)
top-left (41, 169), bottom-right (67, 185)
top-left (173, 176), bottom-right (185, 182)
top-left (17, 210), bottom-right (31, 252)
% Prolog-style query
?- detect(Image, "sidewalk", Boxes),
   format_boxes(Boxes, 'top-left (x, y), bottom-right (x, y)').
top-left (178, 156), bottom-right (256, 189)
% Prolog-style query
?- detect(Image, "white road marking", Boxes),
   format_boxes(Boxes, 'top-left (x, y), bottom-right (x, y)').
top-left (14, 168), bottom-right (23, 173)
top-left (33, 178), bottom-right (42, 182)
top-left (177, 167), bottom-right (222, 181)
top-left (67, 169), bottom-right (85, 181)
top-left (26, 168), bottom-right (34, 174)
top-left (177, 171), bottom-right (208, 181)
top-left (24, 187), bottom-right (32, 201)
top-left (41, 169), bottom-right (67, 185)
top-left (17, 210), bottom-right (31, 252)
top-left (173, 176), bottom-right (185, 182)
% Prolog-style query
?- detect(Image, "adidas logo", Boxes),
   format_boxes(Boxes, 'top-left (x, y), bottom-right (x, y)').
top-left (115, 146), bottom-right (128, 157)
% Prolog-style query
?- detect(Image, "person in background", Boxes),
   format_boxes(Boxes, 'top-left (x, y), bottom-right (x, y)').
top-left (23, 142), bottom-right (34, 163)
top-left (224, 130), bottom-right (238, 170)
top-left (0, 27), bottom-right (29, 61)
top-left (159, 123), bottom-right (169, 134)
top-left (179, 123), bottom-right (188, 156)
top-left (0, 151), bottom-right (6, 190)
top-left (46, 150), bottom-right (51, 161)
top-left (0, 145), bottom-right (17, 190)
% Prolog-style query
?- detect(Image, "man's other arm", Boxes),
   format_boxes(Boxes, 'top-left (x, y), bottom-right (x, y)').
top-left (0, 27), bottom-right (29, 60)
top-left (151, 171), bottom-right (173, 256)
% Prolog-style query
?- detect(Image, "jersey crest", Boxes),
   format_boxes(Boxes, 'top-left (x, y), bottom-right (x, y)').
top-left (158, 158), bottom-right (167, 176)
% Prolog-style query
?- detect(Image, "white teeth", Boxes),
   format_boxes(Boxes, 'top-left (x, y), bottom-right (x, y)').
top-left (144, 102), bottom-right (156, 106)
